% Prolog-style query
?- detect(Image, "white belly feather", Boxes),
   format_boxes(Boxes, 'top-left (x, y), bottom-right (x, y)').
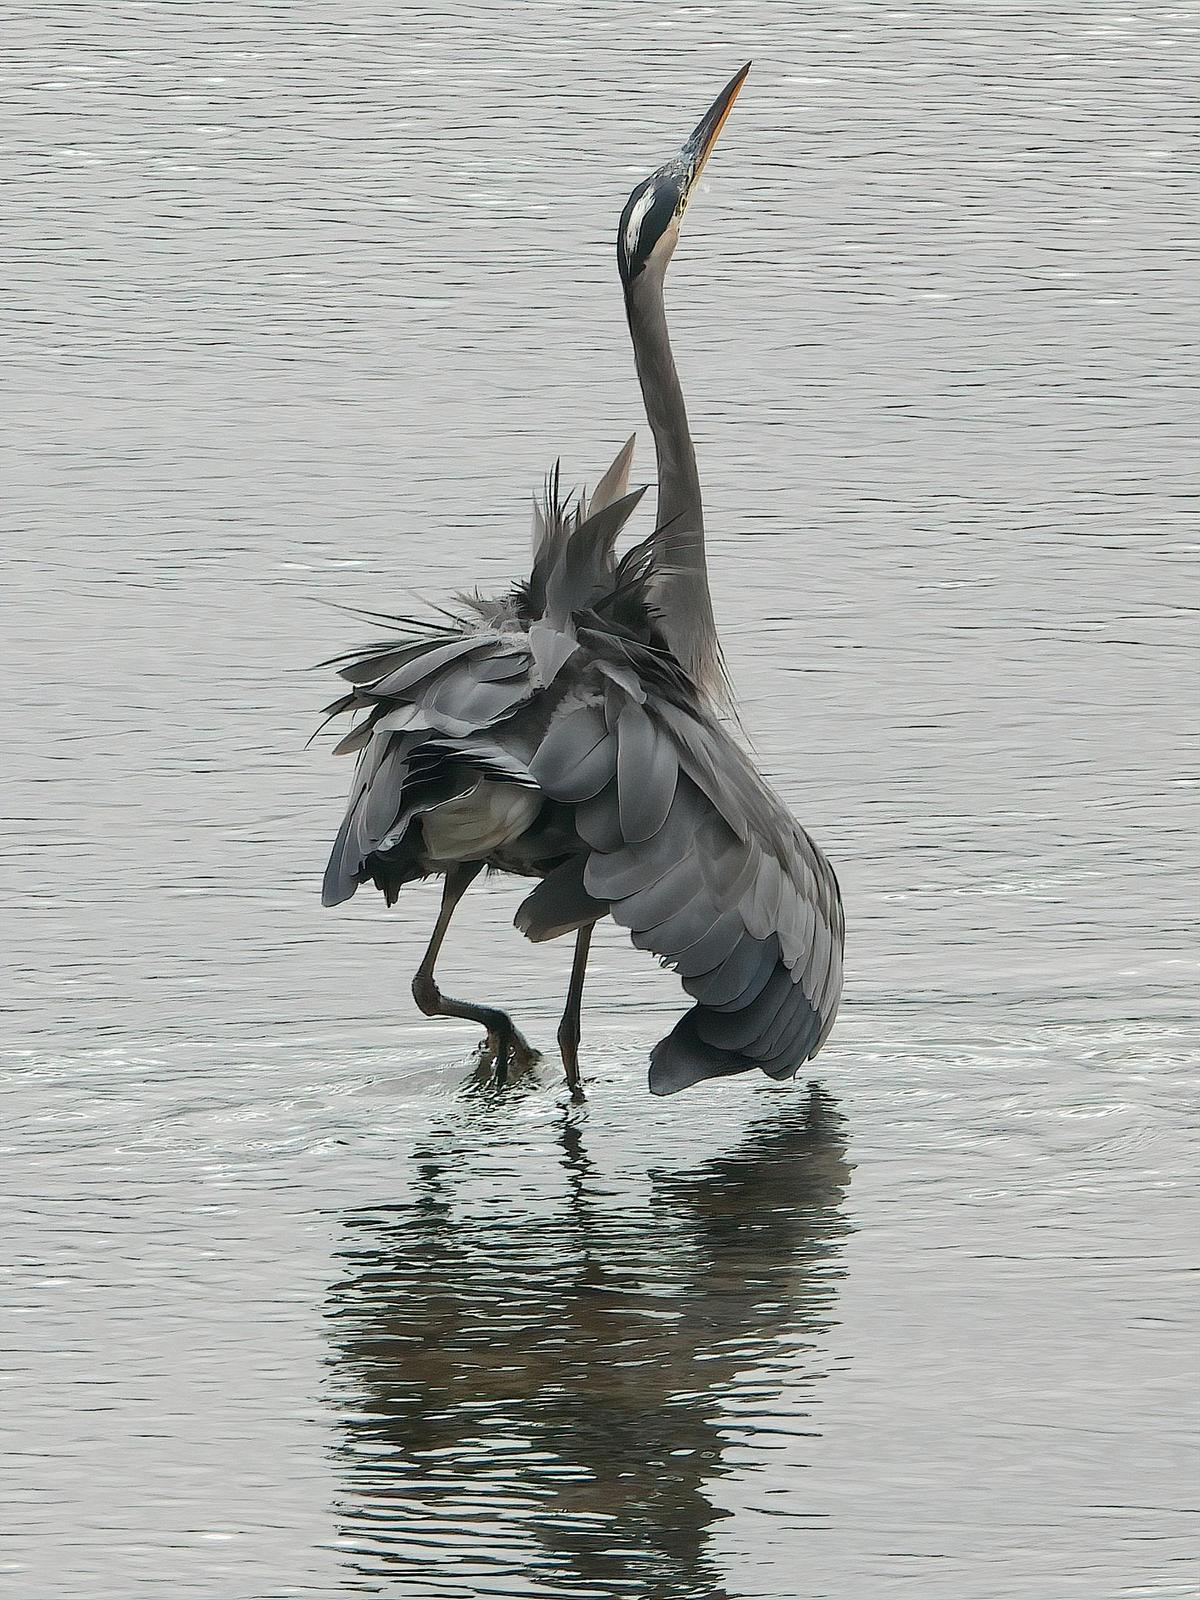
top-left (420, 780), bottom-right (541, 864)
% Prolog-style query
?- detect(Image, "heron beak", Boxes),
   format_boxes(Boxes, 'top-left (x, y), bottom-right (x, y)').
top-left (678, 61), bottom-right (750, 206)
top-left (618, 63), bottom-right (751, 284)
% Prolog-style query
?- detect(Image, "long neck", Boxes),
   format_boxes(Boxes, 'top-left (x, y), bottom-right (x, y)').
top-left (624, 266), bottom-right (725, 704)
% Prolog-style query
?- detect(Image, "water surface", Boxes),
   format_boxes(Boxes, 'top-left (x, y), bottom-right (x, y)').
top-left (2, 3), bottom-right (1197, 1597)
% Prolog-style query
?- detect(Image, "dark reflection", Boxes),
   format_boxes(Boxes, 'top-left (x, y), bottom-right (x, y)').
top-left (326, 1086), bottom-right (852, 1599)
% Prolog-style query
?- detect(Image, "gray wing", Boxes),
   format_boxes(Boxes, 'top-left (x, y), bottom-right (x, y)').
top-left (322, 634), bottom-right (537, 907)
top-left (529, 681), bottom-right (843, 1094)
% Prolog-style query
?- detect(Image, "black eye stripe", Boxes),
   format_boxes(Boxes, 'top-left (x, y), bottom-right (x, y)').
top-left (617, 181), bottom-right (653, 276)
top-left (618, 180), bottom-right (679, 283)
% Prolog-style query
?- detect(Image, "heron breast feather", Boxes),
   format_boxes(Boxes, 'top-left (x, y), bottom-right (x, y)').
top-left (420, 780), bottom-right (541, 864)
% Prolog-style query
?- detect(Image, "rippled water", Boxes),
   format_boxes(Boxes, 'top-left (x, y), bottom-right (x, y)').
top-left (3, 4), bottom-right (1197, 1597)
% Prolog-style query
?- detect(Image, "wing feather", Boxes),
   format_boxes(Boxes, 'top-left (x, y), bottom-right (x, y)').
top-left (574, 781), bottom-right (625, 853)
top-left (471, 651), bottom-right (531, 683)
top-left (586, 435), bottom-right (636, 516)
top-left (372, 636), bottom-right (485, 696)
top-left (693, 965), bottom-right (795, 1052)
top-left (528, 703), bottom-right (617, 802)
top-left (331, 720), bottom-right (377, 757)
top-left (362, 738), bottom-right (411, 841)
top-left (797, 914), bottom-right (832, 1008)
top-left (616, 702), bottom-right (678, 844)
top-left (620, 853), bottom-right (702, 933)
top-left (663, 906), bottom-right (746, 978)
top-left (337, 641), bottom-right (437, 687)
top-left (514, 858), bottom-right (609, 943)
top-left (373, 703), bottom-right (429, 736)
top-left (421, 666), bottom-right (531, 729)
top-left (583, 780), bottom-right (707, 900)
top-left (685, 932), bottom-right (779, 1010)
top-left (585, 690), bottom-right (843, 1094)
top-left (747, 979), bottom-right (816, 1062)
top-left (648, 1012), bottom-right (751, 1096)
top-left (742, 852), bottom-right (785, 941)
top-left (628, 870), bottom-right (717, 952)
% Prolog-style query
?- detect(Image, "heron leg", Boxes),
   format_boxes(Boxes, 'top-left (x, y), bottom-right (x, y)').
top-left (557, 921), bottom-right (595, 1104)
top-left (411, 863), bottom-right (537, 1086)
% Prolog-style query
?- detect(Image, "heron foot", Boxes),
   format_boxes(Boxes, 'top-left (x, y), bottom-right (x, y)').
top-left (412, 964), bottom-right (539, 1090)
top-left (557, 1022), bottom-right (587, 1105)
top-left (475, 1020), bottom-right (540, 1087)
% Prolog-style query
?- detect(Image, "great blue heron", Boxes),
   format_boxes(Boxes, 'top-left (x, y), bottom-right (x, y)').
top-left (319, 65), bottom-right (844, 1098)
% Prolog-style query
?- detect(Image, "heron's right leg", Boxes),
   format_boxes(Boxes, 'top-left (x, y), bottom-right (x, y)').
top-left (557, 921), bottom-right (596, 1105)
top-left (411, 863), bottom-right (536, 1086)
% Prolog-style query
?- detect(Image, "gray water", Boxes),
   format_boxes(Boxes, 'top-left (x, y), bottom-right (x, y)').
top-left (3, 4), bottom-right (1197, 1597)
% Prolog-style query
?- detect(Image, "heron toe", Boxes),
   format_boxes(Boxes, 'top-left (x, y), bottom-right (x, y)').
top-left (475, 1018), bottom-right (540, 1086)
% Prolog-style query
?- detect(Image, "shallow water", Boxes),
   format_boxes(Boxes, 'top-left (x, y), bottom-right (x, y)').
top-left (2, 3), bottom-right (1197, 1597)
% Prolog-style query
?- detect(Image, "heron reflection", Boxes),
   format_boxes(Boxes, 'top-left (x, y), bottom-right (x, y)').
top-left (325, 1088), bottom-right (852, 1597)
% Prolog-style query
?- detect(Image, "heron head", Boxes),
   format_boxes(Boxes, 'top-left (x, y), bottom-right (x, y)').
top-left (617, 63), bottom-right (750, 289)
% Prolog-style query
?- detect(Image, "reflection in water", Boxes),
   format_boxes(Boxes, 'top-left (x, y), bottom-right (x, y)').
top-left (326, 1088), bottom-right (852, 1598)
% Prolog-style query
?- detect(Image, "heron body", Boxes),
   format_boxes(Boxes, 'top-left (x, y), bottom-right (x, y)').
top-left (319, 66), bottom-right (844, 1097)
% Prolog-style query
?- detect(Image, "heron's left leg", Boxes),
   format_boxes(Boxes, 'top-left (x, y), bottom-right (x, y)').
top-left (557, 922), bottom-right (596, 1104)
top-left (411, 863), bottom-right (537, 1086)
